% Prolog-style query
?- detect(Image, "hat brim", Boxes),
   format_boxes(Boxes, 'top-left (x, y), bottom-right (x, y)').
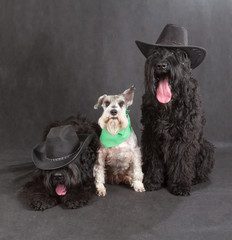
top-left (32, 134), bottom-right (93, 170)
top-left (135, 40), bottom-right (206, 69)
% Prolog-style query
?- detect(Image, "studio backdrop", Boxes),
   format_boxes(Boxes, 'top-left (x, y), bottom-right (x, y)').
top-left (0, 0), bottom-right (231, 150)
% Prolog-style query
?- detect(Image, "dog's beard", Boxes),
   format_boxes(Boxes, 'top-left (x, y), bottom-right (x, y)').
top-left (106, 119), bottom-right (121, 136)
top-left (43, 173), bottom-right (68, 196)
top-left (99, 112), bottom-right (128, 136)
top-left (42, 164), bottom-right (81, 196)
top-left (145, 48), bottom-right (191, 104)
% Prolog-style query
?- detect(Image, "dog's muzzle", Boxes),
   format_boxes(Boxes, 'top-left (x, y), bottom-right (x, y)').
top-left (52, 172), bottom-right (67, 196)
top-left (153, 62), bottom-right (172, 104)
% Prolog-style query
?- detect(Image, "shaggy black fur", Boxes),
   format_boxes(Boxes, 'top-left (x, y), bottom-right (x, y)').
top-left (23, 115), bottom-right (100, 210)
top-left (141, 48), bottom-right (215, 196)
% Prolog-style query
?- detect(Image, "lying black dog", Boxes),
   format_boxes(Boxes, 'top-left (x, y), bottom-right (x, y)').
top-left (136, 24), bottom-right (215, 196)
top-left (23, 115), bottom-right (99, 210)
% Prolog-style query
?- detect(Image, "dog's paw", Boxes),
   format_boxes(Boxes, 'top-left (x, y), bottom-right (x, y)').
top-left (132, 181), bottom-right (145, 192)
top-left (168, 184), bottom-right (191, 196)
top-left (144, 182), bottom-right (163, 191)
top-left (30, 200), bottom-right (55, 211)
top-left (96, 184), bottom-right (106, 197)
top-left (65, 199), bottom-right (88, 209)
top-left (192, 177), bottom-right (209, 185)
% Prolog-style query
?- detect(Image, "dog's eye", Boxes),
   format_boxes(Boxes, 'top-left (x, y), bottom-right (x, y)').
top-left (119, 101), bottom-right (125, 107)
top-left (104, 101), bottom-right (110, 107)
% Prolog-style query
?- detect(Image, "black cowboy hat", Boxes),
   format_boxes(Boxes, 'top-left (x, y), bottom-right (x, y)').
top-left (135, 24), bottom-right (206, 69)
top-left (32, 125), bottom-right (93, 170)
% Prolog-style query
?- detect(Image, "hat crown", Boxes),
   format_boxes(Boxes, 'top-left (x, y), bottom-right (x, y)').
top-left (135, 23), bottom-right (206, 69)
top-left (45, 125), bottom-right (79, 159)
top-left (156, 24), bottom-right (188, 46)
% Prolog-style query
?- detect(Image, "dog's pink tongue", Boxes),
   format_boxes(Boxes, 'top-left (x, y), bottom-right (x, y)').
top-left (55, 184), bottom-right (67, 196)
top-left (156, 78), bottom-right (172, 103)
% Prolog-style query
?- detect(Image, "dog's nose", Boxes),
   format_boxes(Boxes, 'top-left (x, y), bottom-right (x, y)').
top-left (52, 172), bottom-right (64, 181)
top-left (156, 62), bottom-right (167, 70)
top-left (110, 109), bottom-right (118, 116)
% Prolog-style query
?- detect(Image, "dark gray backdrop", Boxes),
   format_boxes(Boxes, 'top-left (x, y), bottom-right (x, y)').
top-left (0, 0), bottom-right (231, 150)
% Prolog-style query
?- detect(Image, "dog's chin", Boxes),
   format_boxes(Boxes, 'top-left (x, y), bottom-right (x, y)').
top-left (106, 118), bottom-right (121, 136)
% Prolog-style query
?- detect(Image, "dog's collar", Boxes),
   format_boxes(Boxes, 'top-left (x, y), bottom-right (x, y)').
top-left (100, 110), bottom-right (131, 148)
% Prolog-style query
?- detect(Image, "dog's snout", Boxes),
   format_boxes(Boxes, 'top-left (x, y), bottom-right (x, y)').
top-left (156, 62), bottom-right (167, 70)
top-left (110, 109), bottom-right (118, 116)
top-left (52, 172), bottom-right (64, 181)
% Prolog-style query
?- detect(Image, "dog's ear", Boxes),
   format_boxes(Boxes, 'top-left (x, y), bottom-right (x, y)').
top-left (122, 85), bottom-right (135, 106)
top-left (94, 94), bottom-right (107, 109)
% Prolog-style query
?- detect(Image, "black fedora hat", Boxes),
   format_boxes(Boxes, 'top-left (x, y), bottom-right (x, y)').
top-left (32, 125), bottom-right (93, 170)
top-left (135, 24), bottom-right (206, 69)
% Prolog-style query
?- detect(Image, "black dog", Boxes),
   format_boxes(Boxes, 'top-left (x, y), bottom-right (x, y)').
top-left (23, 115), bottom-right (99, 210)
top-left (138, 46), bottom-right (215, 196)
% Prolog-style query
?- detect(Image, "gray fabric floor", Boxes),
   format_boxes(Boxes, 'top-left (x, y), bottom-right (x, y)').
top-left (0, 146), bottom-right (231, 240)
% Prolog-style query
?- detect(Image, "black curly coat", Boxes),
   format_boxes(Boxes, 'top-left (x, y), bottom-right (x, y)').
top-left (141, 48), bottom-right (215, 196)
top-left (23, 115), bottom-right (100, 210)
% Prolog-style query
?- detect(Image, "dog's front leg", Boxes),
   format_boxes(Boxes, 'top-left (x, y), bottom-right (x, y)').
top-left (167, 141), bottom-right (195, 196)
top-left (141, 124), bottom-right (165, 191)
top-left (131, 147), bottom-right (145, 192)
top-left (93, 148), bottom-right (107, 196)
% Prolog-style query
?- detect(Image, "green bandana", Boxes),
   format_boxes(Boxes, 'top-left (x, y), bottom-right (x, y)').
top-left (100, 111), bottom-right (131, 148)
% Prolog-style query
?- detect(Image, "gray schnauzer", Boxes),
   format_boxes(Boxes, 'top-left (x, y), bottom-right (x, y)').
top-left (93, 86), bottom-right (145, 196)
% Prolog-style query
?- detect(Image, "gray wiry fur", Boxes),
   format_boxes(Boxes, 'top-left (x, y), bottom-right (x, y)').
top-left (93, 86), bottom-right (145, 196)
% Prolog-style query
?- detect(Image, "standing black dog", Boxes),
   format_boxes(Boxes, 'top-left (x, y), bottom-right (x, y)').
top-left (23, 115), bottom-right (99, 210)
top-left (136, 24), bottom-right (214, 196)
